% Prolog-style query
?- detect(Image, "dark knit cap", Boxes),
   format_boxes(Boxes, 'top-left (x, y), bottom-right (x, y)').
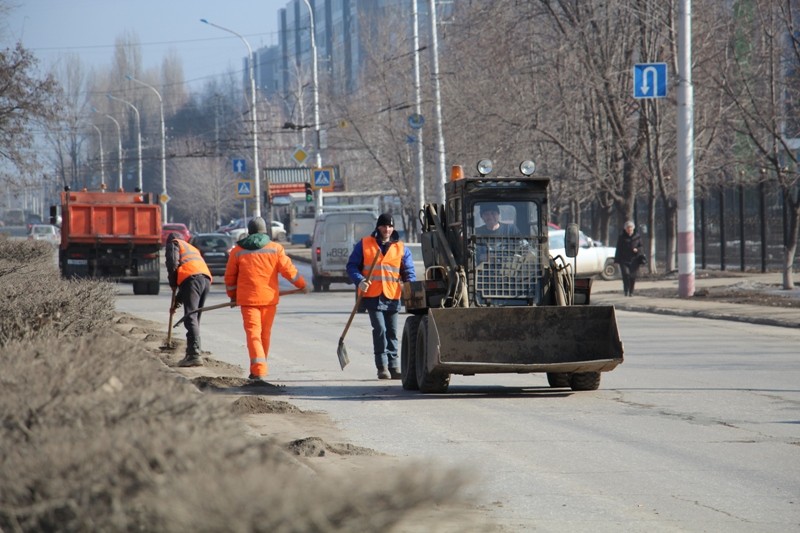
top-left (376, 213), bottom-right (394, 227)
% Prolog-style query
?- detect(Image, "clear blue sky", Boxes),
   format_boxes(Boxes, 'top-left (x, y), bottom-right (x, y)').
top-left (4, 0), bottom-right (289, 90)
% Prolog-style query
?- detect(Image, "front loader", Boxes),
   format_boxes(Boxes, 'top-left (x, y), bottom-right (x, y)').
top-left (400, 160), bottom-right (623, 393)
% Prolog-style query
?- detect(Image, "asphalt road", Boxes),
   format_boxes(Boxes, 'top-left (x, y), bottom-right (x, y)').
top-left (115, 265), bottom-right (800, 532)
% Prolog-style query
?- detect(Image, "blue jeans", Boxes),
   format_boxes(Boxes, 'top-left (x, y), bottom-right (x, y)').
top-left (367, 308), bottom-right (399, 371)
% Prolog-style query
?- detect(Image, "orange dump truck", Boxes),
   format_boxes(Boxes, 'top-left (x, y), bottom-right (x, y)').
top-left (52, 189), bottom-right (162, 295)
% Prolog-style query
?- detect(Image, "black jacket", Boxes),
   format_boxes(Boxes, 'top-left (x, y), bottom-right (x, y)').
top-left (614, 230), bottom-right (642, 265)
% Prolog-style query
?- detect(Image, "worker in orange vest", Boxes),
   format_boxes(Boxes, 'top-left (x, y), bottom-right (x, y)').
top-left (346, 213), bottom-right (416, 379)
top-left (165, 232), bottom-right (212, 367)
top-left (224, 217), bottom-right (308, 382)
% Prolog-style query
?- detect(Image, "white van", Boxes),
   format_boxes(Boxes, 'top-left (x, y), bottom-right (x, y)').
top-left (310, 211), bottom-right (377, 292)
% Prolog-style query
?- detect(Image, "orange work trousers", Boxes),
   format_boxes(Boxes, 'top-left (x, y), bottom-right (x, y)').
top-left (240, 305), bottom-right (277, 378)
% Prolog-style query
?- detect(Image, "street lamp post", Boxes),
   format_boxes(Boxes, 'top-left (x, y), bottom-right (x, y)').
top-left (107, 93), bottom-right (143, 192)
top-left (302, 0), bottom-right (322, 215)
top-left (90, 124), bottom-right (105, 189)
top-left (104, 114), bottom-right (124, 191)
top-left (127, 75), bottom-right (168, 222)
top-left (200, 18), bottom-right (261, 218)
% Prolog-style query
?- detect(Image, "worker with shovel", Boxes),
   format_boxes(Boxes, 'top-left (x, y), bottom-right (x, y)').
top-left (346, 213), bottom-right (416, 380)
top-left (224, 217), bottom-right (308, 382)
top-left (165, 232), bottom-right (212, 367)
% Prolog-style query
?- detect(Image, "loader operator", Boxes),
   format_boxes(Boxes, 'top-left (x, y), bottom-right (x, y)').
top-left (224, 216), bottom-right (308, 382)
top-left (165, 232), bottom-right (212, 367)
top-left (346, 213), bottom-right (416, 380)
top-left (475, 203), bottom-right (521, 236)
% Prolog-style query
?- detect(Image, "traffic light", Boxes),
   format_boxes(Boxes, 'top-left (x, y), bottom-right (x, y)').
top-left (304, 182), bottom-right (313, 202)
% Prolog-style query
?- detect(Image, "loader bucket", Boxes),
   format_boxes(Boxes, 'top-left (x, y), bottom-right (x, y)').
top-left (424, 306), bottom-right (623, 375)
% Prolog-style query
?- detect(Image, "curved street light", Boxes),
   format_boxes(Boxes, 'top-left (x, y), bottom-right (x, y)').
top-left (200, 18), bottom-right (261, 218)
top-left (127, 75), bottom-right (168, 222)
top-left (90, 124), bottom-right (105, 189)
top-left (93, 106), bottom-right (123, 190)
top-left (301, 0), bottom-right (322, 215)
top-left (107, 93), bottom-right (143, 191)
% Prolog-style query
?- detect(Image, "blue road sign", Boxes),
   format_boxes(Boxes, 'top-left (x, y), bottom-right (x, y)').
top-left (633, 63), bottom-right (668, 99)
top-left (408, 113), bottom-right (425, 130)
top-left (236, 180), bottom-right (252, 198)
top-left (313, 168), bottom-right (332, 188)
top-left (233, 159), bottom-right (246, 173)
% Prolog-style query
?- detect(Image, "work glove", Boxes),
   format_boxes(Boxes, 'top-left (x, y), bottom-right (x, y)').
top-left (301, 285), bottom-right (311, 294)
top-left (358, 279), bottom-right (370, 293)
top-left (229, 298), bottom-right (237, 307)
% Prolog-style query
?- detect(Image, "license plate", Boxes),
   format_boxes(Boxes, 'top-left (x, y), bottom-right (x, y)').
top-left (67, 259), bottom-right (88, 265)
top-left (204, 252), bottom-right (224, 257)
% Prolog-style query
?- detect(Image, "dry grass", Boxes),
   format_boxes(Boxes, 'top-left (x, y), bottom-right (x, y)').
top-left (0, 241), bottom-right (484, 532)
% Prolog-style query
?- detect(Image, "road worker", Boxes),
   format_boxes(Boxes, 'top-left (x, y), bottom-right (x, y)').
top-left (224, 216), bottom-right (308, 382)
top-left (165, 232), bottom-right (212, 367)
top-left (346, 213), bottom-right (416, 380)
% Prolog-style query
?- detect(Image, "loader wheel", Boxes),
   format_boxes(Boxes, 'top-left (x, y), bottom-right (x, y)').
top-left (415, 316), bottom-right (450, 394)
top-left (547, 372), bottom-right (571, 388)
top-left (401, 315), bottom-right (422, 390)
top-left (570, 372), bottom-right (601, 391)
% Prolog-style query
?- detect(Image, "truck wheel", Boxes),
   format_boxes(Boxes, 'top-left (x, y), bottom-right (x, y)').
top-left (415, 316), bottom-right (450, 394)
top-left (322, 281), bottom-right (331, 292)
top-left (312, 275), bottom-right (322, 292)
top-left (132, 281), bottom-right (147, 295)
top-left (401, 315), bottom-right (421, 390)
top-left (601, 260), bottom-right (619, 281)
top-left (570, 372), bottom-right (601, 391)
top-left (547, 372), bottom-right (571, 388)
top-left (147, 280), bottom-right (160, 295)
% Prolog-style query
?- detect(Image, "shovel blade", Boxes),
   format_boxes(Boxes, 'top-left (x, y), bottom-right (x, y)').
top-left (337, 339), bottom-right (350, 370)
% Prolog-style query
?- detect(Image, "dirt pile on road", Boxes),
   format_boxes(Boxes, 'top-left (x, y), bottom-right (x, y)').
top-left (0, 241), bottom-right (487, 532)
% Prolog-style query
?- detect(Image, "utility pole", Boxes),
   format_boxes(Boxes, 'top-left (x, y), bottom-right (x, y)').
top-left (676, 0), bottom-right (695, 298)
top-left (428, 0), bottom-right (447, 204)
top-left (412, 0), bottom-right (425, 223)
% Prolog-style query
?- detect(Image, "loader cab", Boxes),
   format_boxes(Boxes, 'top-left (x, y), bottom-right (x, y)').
top-left (438, 169), bottom-right (550, 307)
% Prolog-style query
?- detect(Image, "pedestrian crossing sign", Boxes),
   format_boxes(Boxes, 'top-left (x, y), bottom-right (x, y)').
top-left (236, 180), bottom-right (253, 198)
top-left (311, 167), bottom-right (334, 191)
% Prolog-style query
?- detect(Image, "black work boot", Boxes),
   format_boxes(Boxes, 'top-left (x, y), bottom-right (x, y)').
top-left (178, 354), bottom-right (203, 367)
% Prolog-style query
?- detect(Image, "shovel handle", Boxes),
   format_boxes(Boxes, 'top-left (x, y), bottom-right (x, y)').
top-left (339, 249), bottom-right (381, 341)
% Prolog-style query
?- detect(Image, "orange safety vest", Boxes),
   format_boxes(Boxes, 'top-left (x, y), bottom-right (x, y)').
top-left (361, 237), bottom-right (404, 300)
top-left (175, 240), bottom-right (212, 285)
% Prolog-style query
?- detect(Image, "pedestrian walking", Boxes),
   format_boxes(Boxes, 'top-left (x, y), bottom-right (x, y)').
top-left (614, 221), bottom-right (643, 297)
top-left (224, 216), bottom-right (308, 382)
top-left (165, 232), bottom-right (212, 366)
top-left (346, 213), bottom-right (416, 380)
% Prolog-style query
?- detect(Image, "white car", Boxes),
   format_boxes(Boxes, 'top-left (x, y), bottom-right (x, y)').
top-left (27, 224), bottom-right (61, 246)
top-left (549, 229), bottom-right (618, 280)
top-left (223, 219), bottom-right (286, 242)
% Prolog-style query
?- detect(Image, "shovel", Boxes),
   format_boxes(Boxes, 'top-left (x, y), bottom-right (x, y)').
top-left (160, 288), bottom-right (178, 351)
top-left (173, 288), bottom-right (304, 328)
top-left (337, 251), bottom-right (381, 370)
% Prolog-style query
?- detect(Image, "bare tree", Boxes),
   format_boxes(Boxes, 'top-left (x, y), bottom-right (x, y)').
top-left (712, 0), bottom-right (800, 288)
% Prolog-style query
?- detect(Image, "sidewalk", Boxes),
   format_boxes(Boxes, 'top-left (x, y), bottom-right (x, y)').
top-left (591, 274), bottom-right (800, 329)
top-left (285, 244), bottom-right (800, 329)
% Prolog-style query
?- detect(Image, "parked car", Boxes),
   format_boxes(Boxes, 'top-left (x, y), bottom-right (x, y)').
top-left (549, 229), bottom-right (618, 280)
top-left (310, 210), bottom-right (377, 292)
top-left (189, 233), bottom-right (235, 276)
top-left (0, 225), bottom-right (31, 241)
top-left (161, 223), bottom-right (191, 246)
top-left (27, 224), bottom-right (60, 246)
top-left (218, 218), bottom-right (286, 241)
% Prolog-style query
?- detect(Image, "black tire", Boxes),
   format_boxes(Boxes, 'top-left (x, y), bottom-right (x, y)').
top-left (401, 315), bottom-right (422, 390)
top-left (132, 281), bottom-right (147, 295)
top-left (547, 372), bottom-right (571, 388)
top-left (147, 280), bottom-right (160, 295)
top-left (570, 372), bottom-right (601, 391)
top-left (415, 316), bottom-right (450, 394)
top-left (322, 281), bottom-right (331, 292)
top-left (312, 275), bottom-right (322, 292)
top-left (601, 260), bottom-right (619, 281)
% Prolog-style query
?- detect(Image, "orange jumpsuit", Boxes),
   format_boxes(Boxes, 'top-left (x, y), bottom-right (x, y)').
top-left (224, 233), bottom-right (306, 378)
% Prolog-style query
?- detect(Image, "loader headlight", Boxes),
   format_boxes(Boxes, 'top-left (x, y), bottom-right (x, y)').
top-left (477, 159), bottom-right (493, 176)
top-left (519, 160), bottom-right (536, 176)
